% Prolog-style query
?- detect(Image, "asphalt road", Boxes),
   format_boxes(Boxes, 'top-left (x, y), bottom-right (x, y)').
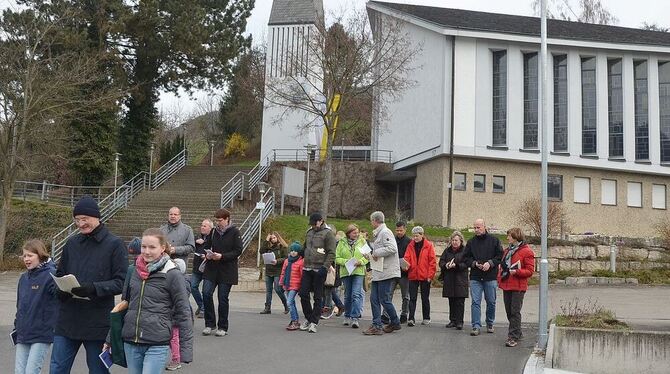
top-left (0, 305), bottom-right (535, 374)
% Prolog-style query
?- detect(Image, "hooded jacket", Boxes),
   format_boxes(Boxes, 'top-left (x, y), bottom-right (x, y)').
top-left (15, 260), bottom-right (58, 344)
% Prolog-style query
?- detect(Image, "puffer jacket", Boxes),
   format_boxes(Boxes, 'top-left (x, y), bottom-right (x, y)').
top-left (303, 226), bottom-right (336, 270)
top-left (122, 258), bottom-right (193, 362)
top-left (404, 239), bottom-right (437, 282)
top-left (279, 257), bottom-right (304, 291)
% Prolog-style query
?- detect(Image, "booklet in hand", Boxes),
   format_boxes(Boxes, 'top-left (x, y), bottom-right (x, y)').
top-left (10, 330), bottom-right (17, 346)
top-left (99, 349), bottom-right (113, 369)
top-left (510, 260), bottom-right (521, 270)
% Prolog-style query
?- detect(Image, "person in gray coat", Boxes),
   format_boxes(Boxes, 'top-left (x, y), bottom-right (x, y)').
top-left (160, 207), bottom-right (195, 262)
top-left (115, 228), bottom-right (193, 374)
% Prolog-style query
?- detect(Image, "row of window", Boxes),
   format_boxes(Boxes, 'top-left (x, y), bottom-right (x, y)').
top-left (491, 51), bottom-right (670, 162)
top-left (452, 171), bottom-right (667, 210)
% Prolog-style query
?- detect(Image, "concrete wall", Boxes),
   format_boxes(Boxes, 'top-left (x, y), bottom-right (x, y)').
top-left (547, 325), bottom-right (670, 374)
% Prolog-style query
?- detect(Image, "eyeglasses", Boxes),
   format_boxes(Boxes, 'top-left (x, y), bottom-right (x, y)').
top-left (73, 217), bottom-right (92, 224)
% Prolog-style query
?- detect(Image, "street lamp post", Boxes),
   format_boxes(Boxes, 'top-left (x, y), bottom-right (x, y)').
top-left (149, 143), bottom-right (155, 189)
top-left (113, 153), bottom-right (121, 201)
top-left (304, 144), bottom-right (316, 216)
top-left (210, 141), bottom-right (216, 166)
top-left (256, 182), bottom-right (269, 267)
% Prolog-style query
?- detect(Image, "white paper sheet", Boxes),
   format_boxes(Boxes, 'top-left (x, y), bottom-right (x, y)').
top-left (262, 252), bottom-right (276, 265)
top-left (369, 256), bottom-right (384, 272)
top-left (50, 273), bottom-right (89, 300)
top-left (345, 257), bottom-right (358, 274)
top-left (359, 243), bottom-right (372, 255)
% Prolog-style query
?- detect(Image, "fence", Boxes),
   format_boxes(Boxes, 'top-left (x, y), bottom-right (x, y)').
top-left (239, 187), bottom-right (275, 251)
top-left (268, 147), bottom-right (393, 163)
top-left (11, 181), bottom-right (117, 207)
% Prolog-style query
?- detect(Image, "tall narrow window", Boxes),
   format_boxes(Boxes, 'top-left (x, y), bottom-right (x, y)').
top-left (634, 60), bottom-right (649, 161)
top-left (608, 59), bottom-right (624, 158)
top-left (523, 53), bottom-right (539, 149)
top-left (660, 62), bottom-right (670, 162)
top-left (492, 50), bottom-right (507, 146)
top-left (554, 55), bottom-right (568, 152)
top-left (581, 57), bottom-right (597, 155)
top-left (548, 174), bottom-right (563, 201)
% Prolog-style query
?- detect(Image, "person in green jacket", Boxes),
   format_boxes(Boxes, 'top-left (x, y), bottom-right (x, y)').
top-left (335, 224), bottom-right (369, 329)
top-left (260, 231), bottom-right (289, 314)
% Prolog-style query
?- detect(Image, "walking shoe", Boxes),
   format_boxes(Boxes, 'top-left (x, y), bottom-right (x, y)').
top-left (308, 322), bottom-right (318, 333)
top-left (286, 321), bottom-right (300, 331)
top-left (351, 319), bottom-right (360, 329)
top-left (487, 325), bottom-right (495, 333)
top-left (284, 306), bottom-right (289, 315)
top-left (445, 321), bottom-right (457, 328)
top-left (260, 305), bottom-right (271, 314)
top-left (194, 308), bottom-right (202, 317)
top-left (470, 328), bottom-right (480, 336)
top-left (399, 315), bottom-right (408, 324)
top-left (456, 323), bottom-right (464, 330)
top-left (299, 320), bottom-right (310, 331)
top-left (202, 327), bottom-right (212, 336)
top-left (215, 329), bottom-right (227, 337)
top-left (362, 326), bottom-right (384, 335)
top-left (335, 306), bottom-right (344, 317)
top-left (383, 324), bottom-right (401, 333)
top-left (320, 307), bottom-right (333, 319)
top-left (421, 319), bottom-right (431, 325)
top-left (196, 310), bottom-right (204, 319)
top-left (165, 361), bottom-right (182, 371)
top-left (505, 338), bottom-right (518, 347)
top-left (381, 314), bottom-right (390, 325)
top-left (342, 317), bottom-right (351, 326)
top-left (407, 319), bottom-right (415, 327)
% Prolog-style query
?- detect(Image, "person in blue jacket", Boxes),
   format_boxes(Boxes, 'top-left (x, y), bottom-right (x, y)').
top-left (14, 239), bottom-right (58, 374)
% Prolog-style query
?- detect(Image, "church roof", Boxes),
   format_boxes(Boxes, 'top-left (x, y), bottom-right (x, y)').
top-left (269, 0), bottom-right (324, 26)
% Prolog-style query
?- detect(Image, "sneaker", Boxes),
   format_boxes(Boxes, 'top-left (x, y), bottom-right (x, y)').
top-left (505, 338), bottom-right (518, 347)
top-left (260, 306), bottom-right (271, 314)
top-left (351, 319), bottom-right (360, 329)
top-left (362, 325), bottom-right (384, 335)
top-left (421, 319), bottom-right (431, 325)
top-left (445, 321), bottom-right (457, 328)
top-left (456, 323), bottom-right (464, 330)
top-left (407, 319), bottom-right (415, 327)
top-left (471, 328), bottom-right (480, 336)
top-left (215, 329), bottom-right (227, 337)
top-left (308, 322), bottom-right (318, 333)
top-left (320, 307), bottom-right (332, 320)
top-left (342, 317), bottom-right (351, 326)
top-left (399, 315), bottom-right (408, 324)
top-left (299, 320), bottom-right (310, 331)
top-left (487, 325), bottom-right (495, 333)
top-left (335, 307), bottom-right (344, 317)
top-left (165, 361), bottom-right (182, 371)
top-left (286, 321), bottom-right (300, 331)
top-left (383, 324), bottom-right (401, 333)
top-left (196, 310), bottom-right (204, 319)
top-left (202, 327), bottom-right (212, 336)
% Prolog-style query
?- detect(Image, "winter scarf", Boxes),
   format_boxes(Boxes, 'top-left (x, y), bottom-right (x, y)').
top-left (282, 255), bottom-right (300, 289)
top-left (501, 241), bottom-right (523, 280)
top-left (135, 254), bottom-right (170, 280)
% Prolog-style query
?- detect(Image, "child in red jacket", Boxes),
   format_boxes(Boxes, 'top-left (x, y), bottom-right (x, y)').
top-left (498, 228), bottom-right (535, 347)
top-left (280, 242), bottom-right (304, 331)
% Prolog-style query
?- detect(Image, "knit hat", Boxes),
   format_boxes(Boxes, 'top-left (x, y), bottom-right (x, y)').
top-left (73, 196), bottom-right (101, 218)
top-left (309, 212), bottom-right (323, 225)
top-left (289, 241), bottom-right (303, 255)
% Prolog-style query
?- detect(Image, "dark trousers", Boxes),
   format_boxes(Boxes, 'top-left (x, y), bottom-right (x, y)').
top-left (203, 279), bottom-right (232, 331)
top-left (299, 270), bottom-right (326, 324)
top-left (503, 290), bottom-right (525, 340)
top-left (49, 336), bottom-right (108, 374)
top-left (447, 297), bottom-right (466, 324)
top-left (408, 280), bottom-right (431, 321)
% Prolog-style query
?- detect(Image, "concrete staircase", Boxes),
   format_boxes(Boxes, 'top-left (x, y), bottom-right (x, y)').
top-left (105, 165), bottom-right (251, 243)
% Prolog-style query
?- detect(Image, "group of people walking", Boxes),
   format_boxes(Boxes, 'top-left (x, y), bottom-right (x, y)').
top-left (12, 195), bottom-right (536, 374)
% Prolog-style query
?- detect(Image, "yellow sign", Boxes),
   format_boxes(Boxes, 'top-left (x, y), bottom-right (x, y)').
top-left (320, 94), bottom-right (341, 161)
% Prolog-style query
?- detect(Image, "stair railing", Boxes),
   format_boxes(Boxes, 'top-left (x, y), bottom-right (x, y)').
top-left (238, 187), bottom-right (275, 251)
top-left (151, 149), bottom-right (187, 190)
top-left (219, 151), bottom-right (274, 208)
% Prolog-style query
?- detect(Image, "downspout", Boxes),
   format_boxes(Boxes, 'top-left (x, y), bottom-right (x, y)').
top-left (446, 35), bottom-right (456, 228)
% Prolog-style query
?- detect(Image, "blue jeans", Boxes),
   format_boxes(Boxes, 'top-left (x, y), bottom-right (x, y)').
top-left (15, 342), bottom-right (50, 374)
top-left (203, 279), bottom-right (233, 331)
top-left (265, 275), bottom-right (287, 308)
top-left (124, 343), bottom-right (169, 374)
top-left (49, 335), bottom-right (108, 374)
top-left (285, 290), bottom-right (300, 321)
top-left (370, 279), bottom-right (399, 328)
top-left (470, 279), bottom-right (498, 329)
top-left (190, 272), bottom-right (204, 311)
top-left (342, 275), bottom-right (364, 319)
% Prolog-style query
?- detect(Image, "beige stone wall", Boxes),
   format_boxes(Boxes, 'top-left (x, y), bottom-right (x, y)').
top-left (413, 157), bottom-right (448, 225)
top-left (414, 156), bottom-right (670, 237)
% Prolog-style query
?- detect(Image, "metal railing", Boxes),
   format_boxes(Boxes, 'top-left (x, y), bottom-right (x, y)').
top-left (219, 172), bottom-right (246, 208)
top-left (239, 187), bottom-right (275, 251)
top-left (151, 149), bottom-right (187, 190)
top-left (269, 147), bottom-right (393, 163)
top-left (10, 181), bottom-right (117, 207)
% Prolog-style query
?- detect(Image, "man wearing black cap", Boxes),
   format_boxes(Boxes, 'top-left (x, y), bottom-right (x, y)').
top-left (50, 196), bottom-right (127, 374)
top-left (298, 212), bottom-right (336, 333)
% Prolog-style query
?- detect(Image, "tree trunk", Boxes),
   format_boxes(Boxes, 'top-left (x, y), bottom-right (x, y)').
top-left (0, 185), bottom-right (14, 262)
top-left (319, 135), bottom-right (334, 217)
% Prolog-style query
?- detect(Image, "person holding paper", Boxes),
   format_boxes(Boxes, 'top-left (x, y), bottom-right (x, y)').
top-left (403, 226), bottom-right (436, 327)
top-left (50, 196), bottom-right (127, 374)
top-left (363, 211), bottom-right (401, 336)
top-left (335, 224), bottom-right (369, 328)
top-left (14, 239), bottom-right (58, 374)
top-left (191, 219), bottom-right (213, 318)
top-left (259, 232), bottom-right (289, 315)
top-left (438, 231), bottom-right (469, 330)
top-left (498, 228), bottom-right (535, 347)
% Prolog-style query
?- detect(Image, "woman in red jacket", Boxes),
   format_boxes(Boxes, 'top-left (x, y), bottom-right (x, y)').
top-left (498, 227), bottom-right (535, 347)
top-left (403, 226), bottom-right (436, 326)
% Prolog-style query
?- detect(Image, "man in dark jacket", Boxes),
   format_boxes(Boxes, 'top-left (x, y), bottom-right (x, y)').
top-left (202, 208), bottom-right (243, 337)
top-left (192, 218), bottom-right (212, 318)
top-left (50, 196), bottom-right (127, 374)
top-left (299, 212), bottom-right (336, 333)
top-left (389, 221), bottom-right (411, 324)
top-left (463, 218), bottom-right (503, 336)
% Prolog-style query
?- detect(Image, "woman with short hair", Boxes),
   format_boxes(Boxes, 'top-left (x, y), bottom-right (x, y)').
top-left (403, 226), bottom-right (436, 327)
top-left (439, 231), bottom-right (469, 330)
top-left (335, 224), bottom-right (369, 328)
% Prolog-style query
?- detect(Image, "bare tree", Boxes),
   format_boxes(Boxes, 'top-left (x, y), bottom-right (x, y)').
top-left (517, 197), bottom-right (569, 238)
top-left (641, 22), bottom-right (669, 32)
top-left (532, 0), bottom-right (618, 25)
top-left (0, 9), bottom-right (121, 259)
top-left (261, 9), bottom-right (420, 215)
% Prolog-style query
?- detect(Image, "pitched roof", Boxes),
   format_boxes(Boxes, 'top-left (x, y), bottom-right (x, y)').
top-left (369, 1), bottom-right (670, 47)
top-left (269, 0), bottom-right (324, 26)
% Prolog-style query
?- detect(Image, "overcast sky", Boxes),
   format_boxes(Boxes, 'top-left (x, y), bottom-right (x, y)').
top-left (3, 0), bottom-right (668, 117)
